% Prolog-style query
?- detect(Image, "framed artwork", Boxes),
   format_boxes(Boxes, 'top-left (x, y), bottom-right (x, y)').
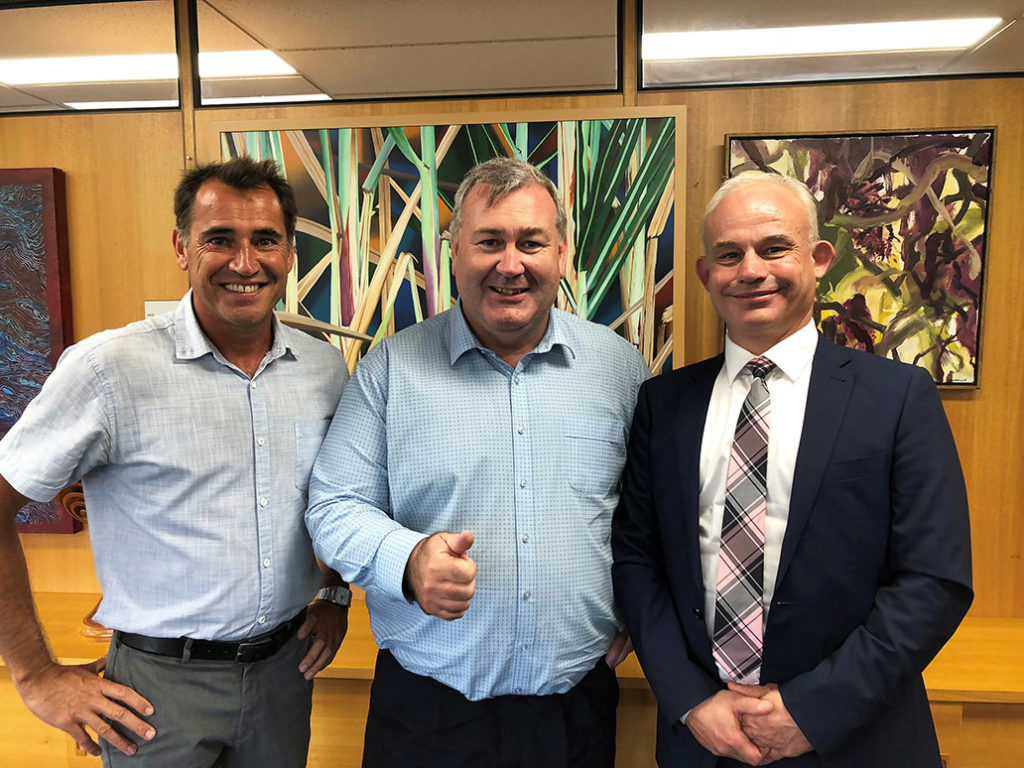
top-left (215, 108), bottom-right (683, 374)
top-left (0, 168), bottom-right (80, 533)
top-left (729, 130), bottom-right (992, 386)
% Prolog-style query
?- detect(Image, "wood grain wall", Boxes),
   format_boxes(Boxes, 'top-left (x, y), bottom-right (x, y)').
top-left (4, 76), bottom-right (1021, 621)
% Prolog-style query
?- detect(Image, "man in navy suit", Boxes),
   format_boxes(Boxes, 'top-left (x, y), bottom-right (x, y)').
top-left (612, 171), bottom-right (972, 767)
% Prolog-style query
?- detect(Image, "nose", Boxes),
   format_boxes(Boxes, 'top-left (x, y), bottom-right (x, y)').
top-left (229, 242), bottom-right (258, 276)
top-left (495, 245), bottom-right (525, 277)
top-left (736, 248), bottom-right (767, 282)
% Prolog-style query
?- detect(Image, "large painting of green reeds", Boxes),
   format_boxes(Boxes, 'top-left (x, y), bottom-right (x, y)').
top-left (730, 130), bottom-right (991, 385)
top-left (221, 113), bottom-right (677, 374)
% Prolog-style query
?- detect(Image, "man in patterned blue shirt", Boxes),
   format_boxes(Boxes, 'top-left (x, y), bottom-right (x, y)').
top-left (307, 157), bottom-right (650, 767)
top-left (0, 157), bottom-right (350, 767)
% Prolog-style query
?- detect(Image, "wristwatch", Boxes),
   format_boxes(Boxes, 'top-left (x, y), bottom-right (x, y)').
top-left (315, 585), bottom-right (353, 608)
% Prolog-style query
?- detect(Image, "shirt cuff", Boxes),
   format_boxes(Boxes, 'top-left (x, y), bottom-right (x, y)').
top-left (375, 526), bottom-right (429, 602)
top-left (0, 459), bottom-right (60, 503)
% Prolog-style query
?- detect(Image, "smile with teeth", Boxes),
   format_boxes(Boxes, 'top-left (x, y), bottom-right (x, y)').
top-left (491, 286), bottom-right (527, 296)
top-left (225, 283), bottom-right (263, 294)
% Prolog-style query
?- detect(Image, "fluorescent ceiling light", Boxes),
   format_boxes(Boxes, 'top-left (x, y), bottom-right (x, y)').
top-left (203, 93), bottom-right (330, 104)
top-left (198, 51), bottom-right (296, 78)
top-left (0, 53), bottom-right (177, 84)
top-left (65, 99), bottom-right (179, 110)
top-left (643, 17), bottom-right (1003, 61)
top-left (0, 51), bottom-right (295, 85)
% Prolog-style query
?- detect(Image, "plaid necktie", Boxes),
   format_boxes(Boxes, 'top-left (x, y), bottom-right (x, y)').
top-left (712, 356), bottom-right (775, 684)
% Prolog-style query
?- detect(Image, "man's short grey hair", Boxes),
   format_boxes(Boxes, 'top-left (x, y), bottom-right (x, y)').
top-left (701, 170), bottom-right (820, 249)
top-left (448, 157), bottom-right (567, 241)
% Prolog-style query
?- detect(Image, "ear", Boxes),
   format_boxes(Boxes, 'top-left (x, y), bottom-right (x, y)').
top-left (695, 257), bottom-right (710, 290)
top-left (284, 242), bottom-right (296, 274)
top-left (172, 229), bottom-right (188, 272)
top-left (449, 234), bottom-right (461, 270)
top-left (557, 237), bottom-right (568, 279)
top-left (811, 240), bottom-right (836, 278)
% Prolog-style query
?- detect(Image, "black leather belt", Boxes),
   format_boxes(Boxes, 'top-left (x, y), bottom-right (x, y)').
top-left (114, 608), bottom-right (306, 663)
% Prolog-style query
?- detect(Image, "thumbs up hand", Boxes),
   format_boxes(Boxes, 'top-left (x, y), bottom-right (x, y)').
top-left (403, 530), bottom-right (477, 620)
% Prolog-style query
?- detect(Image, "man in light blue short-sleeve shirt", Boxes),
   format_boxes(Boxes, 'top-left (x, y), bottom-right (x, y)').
top-left (0, 157), bottom-right (350, 768)
top-left (307, 157), bottom-right (650, 767)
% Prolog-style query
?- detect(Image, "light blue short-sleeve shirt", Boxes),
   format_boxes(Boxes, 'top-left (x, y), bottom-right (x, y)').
top-left (0, 293), bottom-right (347, 640)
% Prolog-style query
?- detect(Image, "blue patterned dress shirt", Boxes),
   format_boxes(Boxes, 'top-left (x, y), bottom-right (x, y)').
top-left (307, 303), bottom-right (649, 700)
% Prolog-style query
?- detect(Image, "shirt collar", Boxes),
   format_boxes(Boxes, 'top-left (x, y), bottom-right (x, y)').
top-left (173, 290), bottom-right (292, 366)
top-left (723, 319), bottom-right (818, 383)
top-left (449, 300), bottom-right (576, 366)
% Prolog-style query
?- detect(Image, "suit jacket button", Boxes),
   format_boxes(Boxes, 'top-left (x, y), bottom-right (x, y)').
top-left (693, 608), bottom-right (703, 619)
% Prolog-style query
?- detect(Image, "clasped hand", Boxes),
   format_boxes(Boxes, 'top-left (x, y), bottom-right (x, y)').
top-left (685, 682), bottom-right (812, 766)
top-left (404, 530), bottom-right (476, 620)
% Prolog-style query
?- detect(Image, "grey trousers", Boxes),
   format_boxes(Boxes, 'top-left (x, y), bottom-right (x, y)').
top-left (100, 631), bottom-right (313, 768)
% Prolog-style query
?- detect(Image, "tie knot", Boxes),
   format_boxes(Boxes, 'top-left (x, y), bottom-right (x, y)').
top-left (746, 356), bottom-right (775, 382)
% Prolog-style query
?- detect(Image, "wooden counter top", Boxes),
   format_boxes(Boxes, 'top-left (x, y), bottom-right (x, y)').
top-left (11, 593), bottom-right (1023, 703)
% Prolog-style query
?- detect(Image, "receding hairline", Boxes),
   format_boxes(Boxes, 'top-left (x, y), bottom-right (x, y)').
top-left (701, 171), bottom-right (820, 251)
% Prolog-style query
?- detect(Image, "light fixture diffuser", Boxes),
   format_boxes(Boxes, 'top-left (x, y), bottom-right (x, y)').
top-left (0, 50), bottom-right (296, 86)
top-left (643, 18), bottom-right (1003, 61)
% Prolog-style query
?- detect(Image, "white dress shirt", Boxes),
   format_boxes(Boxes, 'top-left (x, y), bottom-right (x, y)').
top-left (697, 320), bottom-right (818, 682)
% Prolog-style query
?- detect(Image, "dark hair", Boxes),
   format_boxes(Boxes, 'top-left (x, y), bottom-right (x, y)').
top-left (448, 157), bottom-right (567, 241)
top-left (173, 156), bottom-right (298, 243)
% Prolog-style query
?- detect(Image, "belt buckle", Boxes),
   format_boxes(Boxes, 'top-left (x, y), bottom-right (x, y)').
top-left (234, 636), bottom-right (274, 663)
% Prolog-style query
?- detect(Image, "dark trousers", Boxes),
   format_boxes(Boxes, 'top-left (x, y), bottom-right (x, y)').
top-left (363, 649), bottom-right (619, 768)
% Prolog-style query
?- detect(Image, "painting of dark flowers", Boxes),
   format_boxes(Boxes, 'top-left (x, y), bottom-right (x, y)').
top-left (729, 131), bottom-right (991, 385)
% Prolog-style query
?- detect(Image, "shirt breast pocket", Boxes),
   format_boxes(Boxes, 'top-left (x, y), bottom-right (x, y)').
top-left (564, 416), bottom-right (626, 496)
top-left (294, 419), bottom-right (330, 491)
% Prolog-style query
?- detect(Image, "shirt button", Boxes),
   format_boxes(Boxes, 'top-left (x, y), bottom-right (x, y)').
top-left (520, 644), bottom-right (528, 651)
top-left (257, 437), bottom-right (266, 447)
top-left (250, 382), bottom-right (258, 390)
top-left (263, 559), bottom-right (271, 568)
top-left (522, 534), bottom-right (529, 543)
top-left (514, 687), bottom-right (522, 694)
top-left (517, 426), bottom-right (524, 435)
top-left (514, 376), bottom-right (520, 385)
top-left (257, 616), bottom-right (267, 624)
top-left (519, 480), bottom-right (527, 488)
top-left (260, 498), bottom-right (269, 507)
top-left (523, 591), bottom-right (531, 600)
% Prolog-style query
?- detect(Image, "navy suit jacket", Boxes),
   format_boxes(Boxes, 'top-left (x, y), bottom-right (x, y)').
top-left (612, 336), bottom-right (973, 768)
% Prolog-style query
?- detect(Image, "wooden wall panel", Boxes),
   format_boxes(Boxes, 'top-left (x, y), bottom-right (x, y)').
top-left (0, 110), bottom-right (188, 338)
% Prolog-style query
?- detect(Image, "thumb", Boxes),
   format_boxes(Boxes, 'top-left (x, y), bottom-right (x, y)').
top-left (728, 681), bottom-right (769, 698)
top-left (446, 529), bottom-right (474, 556)
top-left (736, 695), bottom-right (774, 715)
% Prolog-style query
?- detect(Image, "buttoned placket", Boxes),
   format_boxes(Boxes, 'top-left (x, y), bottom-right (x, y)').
top-left (508, 360), bottom-right (537, 694)
top-left (248, 372), bottom-right (276, 633)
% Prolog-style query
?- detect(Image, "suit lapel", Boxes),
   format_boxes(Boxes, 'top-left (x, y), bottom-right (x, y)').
top-left (775, 337), bottom-right (854, 589)
top-left (675, 355), bottom-right (723, 594)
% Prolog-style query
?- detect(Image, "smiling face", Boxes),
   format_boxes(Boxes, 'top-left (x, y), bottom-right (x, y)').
top-left (697, 181), bottom-right (834, 354)
top-left (450, 182), bottom-right (567, 366)
top-left (173, 180), bottom-right (294, 351)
